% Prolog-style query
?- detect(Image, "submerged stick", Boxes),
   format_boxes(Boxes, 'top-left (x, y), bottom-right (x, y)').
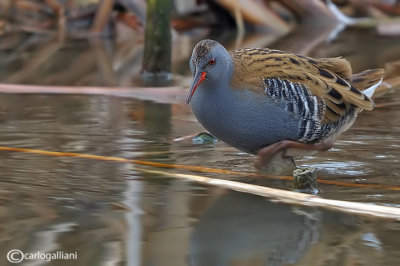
top-left (293, 167), bottom-right (317, 192)
top-left (139, 167), bottom-right (400, 220)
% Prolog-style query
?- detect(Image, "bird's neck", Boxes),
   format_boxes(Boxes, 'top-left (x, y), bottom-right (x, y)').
top-left (213, 55), bottom-right (234, 94)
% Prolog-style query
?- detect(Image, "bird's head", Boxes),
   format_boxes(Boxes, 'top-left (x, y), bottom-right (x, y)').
top-left (186, 40), bottom-right (231, 104)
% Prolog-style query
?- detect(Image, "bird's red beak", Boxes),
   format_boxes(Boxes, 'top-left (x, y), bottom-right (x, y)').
top-left (186, 71), bottom-right (207, 104)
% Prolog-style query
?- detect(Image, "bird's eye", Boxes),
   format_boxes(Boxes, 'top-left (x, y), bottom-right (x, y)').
top-left (208, 58), bottom-right (216, 65)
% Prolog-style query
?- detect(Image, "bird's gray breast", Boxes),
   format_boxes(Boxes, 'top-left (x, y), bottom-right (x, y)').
top-left (190, 82), bottom-right (303, 154)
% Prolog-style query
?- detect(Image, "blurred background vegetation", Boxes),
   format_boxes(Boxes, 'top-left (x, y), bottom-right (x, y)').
top-left (0, 0), bottom-right (399, 86)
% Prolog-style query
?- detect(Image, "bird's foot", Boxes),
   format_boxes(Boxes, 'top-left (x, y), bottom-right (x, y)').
top-left (255, 140), bottom-right (333, 171)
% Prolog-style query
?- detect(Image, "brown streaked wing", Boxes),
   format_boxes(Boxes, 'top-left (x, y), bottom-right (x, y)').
top-left (229, 48), bottom-right (375, 124)
top-left (311, 57), bottom-right (353, 79)
top-left (350, 69), bottom-right (384, 91)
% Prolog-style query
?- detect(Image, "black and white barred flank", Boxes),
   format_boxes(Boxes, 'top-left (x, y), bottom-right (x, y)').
top-left (264, 78), bottom-right (324, 143)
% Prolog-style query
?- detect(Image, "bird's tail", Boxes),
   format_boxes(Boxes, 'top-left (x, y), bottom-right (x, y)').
top-left (350, 69), bottom-right (384, 98)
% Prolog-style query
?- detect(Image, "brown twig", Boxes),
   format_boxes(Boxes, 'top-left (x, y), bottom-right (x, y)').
top-left (215, 0), bottom-right (291, 33)
top-left (91, 0), bottom-right (114, 34)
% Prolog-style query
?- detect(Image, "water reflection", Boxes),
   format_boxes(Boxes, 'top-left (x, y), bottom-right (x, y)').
top-left (188, 192), bottom-right (396, 266)
top-left (190, 192), bottom-right (319, 266)
top-left (144, 188), bottom-right (399, 266)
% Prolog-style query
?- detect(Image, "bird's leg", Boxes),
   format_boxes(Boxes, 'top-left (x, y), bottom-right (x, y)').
top-left (255, 140), bottom-right (334, 170)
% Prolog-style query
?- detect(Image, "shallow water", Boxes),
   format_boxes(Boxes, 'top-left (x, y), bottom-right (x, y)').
top-left (0, 28), bottom-right (400, 266)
